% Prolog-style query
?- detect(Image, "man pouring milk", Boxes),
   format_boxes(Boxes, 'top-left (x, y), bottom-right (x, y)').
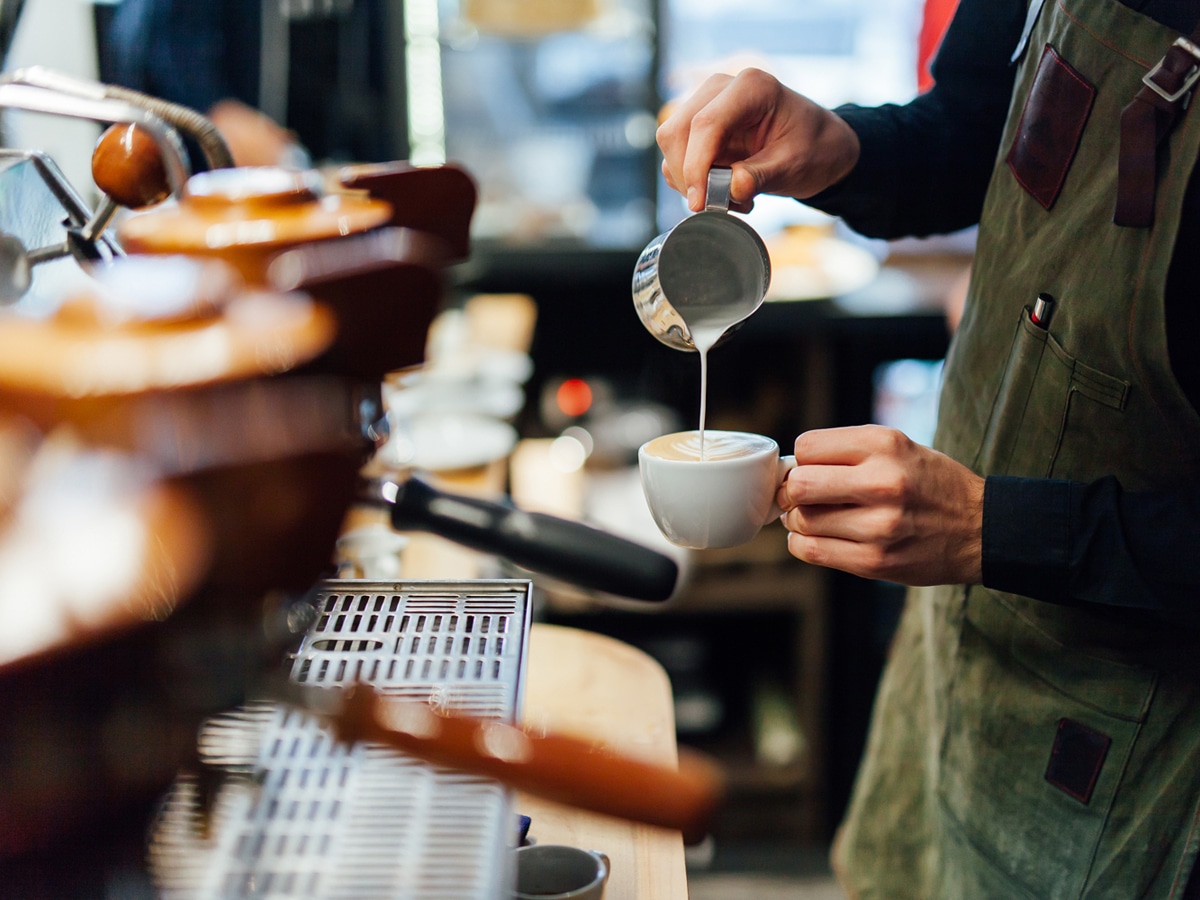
top-left (650, 0), bottom-right (1200, 895)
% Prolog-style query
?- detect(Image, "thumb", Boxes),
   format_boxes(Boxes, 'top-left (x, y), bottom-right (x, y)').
top-left (728, 163), bottom-right (765, 208)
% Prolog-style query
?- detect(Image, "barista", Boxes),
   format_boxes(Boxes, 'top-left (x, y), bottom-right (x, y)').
top-left (658, 0), bottom-right (1200, 896)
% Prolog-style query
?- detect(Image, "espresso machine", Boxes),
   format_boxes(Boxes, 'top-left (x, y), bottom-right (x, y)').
top-left (0, 68), bottom-right (716, 898)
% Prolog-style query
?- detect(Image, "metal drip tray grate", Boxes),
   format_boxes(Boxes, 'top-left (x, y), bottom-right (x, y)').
top-left (150, 579), bottom-right (533, 899)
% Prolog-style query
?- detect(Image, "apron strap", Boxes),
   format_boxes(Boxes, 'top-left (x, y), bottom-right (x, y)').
top-left (1115, 32), bottom-right (1200, 227)
top-left (1011, 0), bottom-right (1048, 65)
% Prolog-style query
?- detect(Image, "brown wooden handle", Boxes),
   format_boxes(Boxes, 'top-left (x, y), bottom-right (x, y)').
top-left (331, 684), bottom-right (725, 841)
top-left (92, 123), bottom-right (172, 209)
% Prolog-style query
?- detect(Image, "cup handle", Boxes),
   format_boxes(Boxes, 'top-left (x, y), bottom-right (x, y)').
top-left (764, 454), bottom-right (797, 525)
top-left (592, 850), bottom-right (611, 881)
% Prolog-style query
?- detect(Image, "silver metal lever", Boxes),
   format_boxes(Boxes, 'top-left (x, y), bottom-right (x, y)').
top-left (0, 79), bottom-right (191, 199)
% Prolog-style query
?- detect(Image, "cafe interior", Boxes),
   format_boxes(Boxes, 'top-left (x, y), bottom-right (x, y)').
top-left (0, 0), bottom-right (972, 896)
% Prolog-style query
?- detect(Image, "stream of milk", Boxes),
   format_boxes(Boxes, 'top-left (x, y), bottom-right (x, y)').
top-left (689, 321), bottom-right (728, 460)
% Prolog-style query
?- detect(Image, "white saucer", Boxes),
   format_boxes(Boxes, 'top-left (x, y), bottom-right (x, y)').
top-left (765, 234), bottom-right (880, 301)
top-left (383, 413), bottom-right (518, 472)
top-left (384, 376), bottom-right (526, 421)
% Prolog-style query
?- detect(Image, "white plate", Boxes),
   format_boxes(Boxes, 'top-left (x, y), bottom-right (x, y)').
top-left (477, 349), bottom-right (534, 384)
top-left (383, 413), bottom-right (518, 472)
top-left (765, 235), bottom-right (880, 302)
top-left (384, 376), bottom-right (526, 421)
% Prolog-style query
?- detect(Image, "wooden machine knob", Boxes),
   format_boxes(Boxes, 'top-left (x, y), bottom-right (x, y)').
top-left (91, 123), bottom-right (172, 210)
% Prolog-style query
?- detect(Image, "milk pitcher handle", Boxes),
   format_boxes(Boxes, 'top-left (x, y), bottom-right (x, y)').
top-left (704, 167), bottom-right (733, 212)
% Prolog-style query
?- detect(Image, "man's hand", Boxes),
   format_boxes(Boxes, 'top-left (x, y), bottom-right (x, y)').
top-left (656, 67), bottom-right (861, 213)
top-left (208, 99), bottom-right (305, 169)
top-left (777, 425), bottom-right (984, 586)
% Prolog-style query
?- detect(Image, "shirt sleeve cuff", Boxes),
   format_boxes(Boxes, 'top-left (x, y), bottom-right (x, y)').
top-left (802, 104), bottom-right (910, 236)
top-left (981, 475), bottom-right (1073, 602)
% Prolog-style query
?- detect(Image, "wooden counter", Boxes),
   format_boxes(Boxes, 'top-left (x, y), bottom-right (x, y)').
top-left (518, 623), bottom-right (688, 900)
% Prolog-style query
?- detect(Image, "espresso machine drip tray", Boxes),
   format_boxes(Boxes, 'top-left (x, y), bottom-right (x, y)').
top-left (150, 579), bottom-right (533, 899)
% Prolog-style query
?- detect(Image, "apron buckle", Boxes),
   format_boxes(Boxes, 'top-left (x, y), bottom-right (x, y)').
top-left (1116, 36), bottom-right (1200, 226)
top-left (1142, 37), bottom-right (1200, 105)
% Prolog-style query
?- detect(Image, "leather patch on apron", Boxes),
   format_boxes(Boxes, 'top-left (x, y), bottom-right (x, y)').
top-left (1008, 44), bottom-right (1096, 210)
top-left (1045, 717), bottom-right (1111, 804)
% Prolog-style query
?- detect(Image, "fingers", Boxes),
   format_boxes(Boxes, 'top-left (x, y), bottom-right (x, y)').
top-left (779, 464), bottom-right (893, 509)
top-left (782, 502), bottom-right (929, 585)
top-left (657, 69), bottom-right (783, 211)
top-left (792, 424), bottom-right (908, 466)
top-left (658, 68), bottom-right (860, 213)
top-left (785, 531), bottom-right (898, 581)
top-left (774, 426), bottom-right (986, 586)
top-left (677, 74), bottom-right (769, 209)
top-left (779, 427), bottom-right (916, 509)
top-left (780, 501), bottom-right (909, 546)
top-left (657, 73), bottom-right (735, 208)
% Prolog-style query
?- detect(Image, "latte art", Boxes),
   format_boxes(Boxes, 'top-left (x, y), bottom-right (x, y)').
top-left (643, 430), bottom-right (774, 462)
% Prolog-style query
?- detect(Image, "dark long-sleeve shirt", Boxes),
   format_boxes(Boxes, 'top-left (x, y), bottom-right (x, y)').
top-left (807, 0), bottom-right (1200, 617)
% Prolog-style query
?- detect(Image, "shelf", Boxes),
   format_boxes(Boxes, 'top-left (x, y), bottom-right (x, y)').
top-left (729, 760), bottom-right (812, 793)
top-left (674, 557), bottom-right (827, 615)
top-left (687, 728), bottom-right (826, 843)
top-left (683, 739), bottom-right (813, 793)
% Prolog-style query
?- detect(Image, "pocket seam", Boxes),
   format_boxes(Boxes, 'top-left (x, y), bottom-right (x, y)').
top-left (971, 313), bottom-right (1050, 472)
top-left (1044, 333), bottom-right (1131, 410)
top-left (991, 590), bottom-right (1157, 722)
top-left (934, 792), bottom-right (1045, 900)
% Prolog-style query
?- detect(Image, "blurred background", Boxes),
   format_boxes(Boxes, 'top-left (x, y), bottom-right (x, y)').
top-left (0, 0), bottom-right (971, 896)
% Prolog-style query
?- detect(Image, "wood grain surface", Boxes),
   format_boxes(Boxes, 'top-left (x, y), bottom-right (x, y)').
top-left (518, 624), bottom-right (689, 899)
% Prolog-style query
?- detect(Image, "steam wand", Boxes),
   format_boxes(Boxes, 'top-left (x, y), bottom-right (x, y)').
top-left (360, 473), bottom-right (679, 603)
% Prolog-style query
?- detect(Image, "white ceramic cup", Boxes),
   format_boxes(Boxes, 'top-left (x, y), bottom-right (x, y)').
top-left (512, 844), bottom-right (610, 900)
top-left (638, 430), bottom-right (796, 550)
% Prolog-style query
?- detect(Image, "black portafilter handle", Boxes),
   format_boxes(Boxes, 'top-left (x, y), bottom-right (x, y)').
top-left (371, 475), bottom-right (678, 602)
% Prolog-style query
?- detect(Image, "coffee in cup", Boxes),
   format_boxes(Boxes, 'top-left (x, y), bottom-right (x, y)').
top-left (638, 430), bottom-right (795, 549)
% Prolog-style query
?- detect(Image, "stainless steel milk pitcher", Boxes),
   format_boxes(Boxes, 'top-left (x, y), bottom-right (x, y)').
top-left (632, 167), bottom-right (771, 352)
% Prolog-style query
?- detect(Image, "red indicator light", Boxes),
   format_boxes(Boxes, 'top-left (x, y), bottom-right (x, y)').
top-left (556, 378), bottom-right (593, 417)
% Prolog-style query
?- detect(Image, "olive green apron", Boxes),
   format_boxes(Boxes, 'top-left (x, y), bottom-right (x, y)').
top-left (832, 1), bottom-right (1200, 897)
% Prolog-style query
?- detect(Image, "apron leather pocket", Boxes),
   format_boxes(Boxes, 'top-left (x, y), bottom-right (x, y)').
top-left (937, 589), bottom-right (1156, 898)
top-left (973, 308), bottom-right (1128, 480)
top-left (1008, 44), bottom-right (1096, 210)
